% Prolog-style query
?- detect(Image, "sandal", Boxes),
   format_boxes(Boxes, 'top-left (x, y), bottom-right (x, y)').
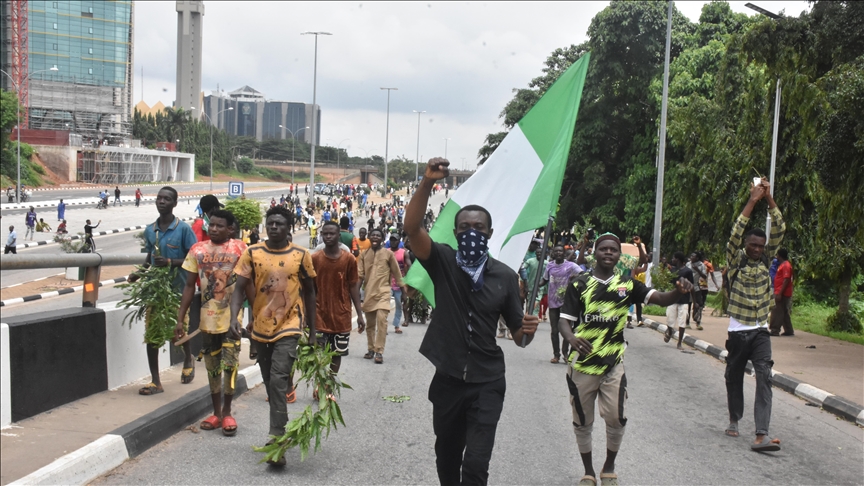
top-left (200, 415), bottom-right (221, 430)
top-left (550, 357), bottom-right (560, 364)
top-left (286, 388), bottom-right (297, 403)
top-left (180, 367), bottom-right (195, 384)
top-left (364, 350), bottom-right (375, 359)
top-left (374, 353), bottom-right (383, 364)
top-left (395, 328), bottom-right (402, 334)
top-left (222, 416), bottom-right (237, 436)
top-left (725, 422), bottom-right (739, 437)
top-left (578, 475), bottom-right (597, 486)
top-left (138, 383), bottom-right (163, 395)
top-left (751, 436), bottom-right (781, 452)
top-left (599, 472), bottom-right (618, 486)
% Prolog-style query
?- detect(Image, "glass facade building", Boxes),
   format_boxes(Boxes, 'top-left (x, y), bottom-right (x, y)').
top-left (203, 86), bottom-right (320, 145)
top-left (1, 0), bottom-right (134, 139)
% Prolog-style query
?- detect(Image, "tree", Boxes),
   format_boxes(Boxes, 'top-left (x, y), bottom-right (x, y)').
top-left (224, 197), bottom-right (262, 231)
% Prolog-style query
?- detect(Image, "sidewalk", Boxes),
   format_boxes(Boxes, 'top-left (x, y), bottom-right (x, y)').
top-left (0, 345), bottom-right (258, 485)
top-left (641, 308), bottom-right (864, 419)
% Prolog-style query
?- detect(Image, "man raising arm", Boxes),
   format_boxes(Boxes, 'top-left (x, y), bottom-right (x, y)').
top-left (404, 157), bottom-right (539, 485)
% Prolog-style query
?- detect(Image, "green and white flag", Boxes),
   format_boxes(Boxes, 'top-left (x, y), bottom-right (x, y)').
top-left (405, 53), bottom-right (590, 306)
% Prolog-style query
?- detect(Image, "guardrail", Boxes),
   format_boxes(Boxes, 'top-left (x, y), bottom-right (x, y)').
top-left (1, 254), bottom-right (146, 307)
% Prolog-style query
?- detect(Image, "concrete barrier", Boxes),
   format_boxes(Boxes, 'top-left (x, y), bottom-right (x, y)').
top-left (1, 323), bottom-right (10, 428)
top-left (99, 302), bottom-right (171, 390)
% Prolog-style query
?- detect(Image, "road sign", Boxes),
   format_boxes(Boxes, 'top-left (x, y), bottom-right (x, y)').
top-left (228, 181), bottom-right (244, 199)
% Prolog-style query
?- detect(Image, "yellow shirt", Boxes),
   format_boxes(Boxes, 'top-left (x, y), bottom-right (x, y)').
top-left (235, 242), bottom-right (317, 343)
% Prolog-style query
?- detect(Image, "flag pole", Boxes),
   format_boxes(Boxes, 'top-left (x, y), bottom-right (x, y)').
top-left (523, 215), bottom-right (555, 346)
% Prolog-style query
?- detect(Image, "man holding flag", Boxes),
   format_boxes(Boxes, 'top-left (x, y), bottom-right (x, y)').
top-left (403, 52), bottom-right (591, 485)
top-left (404, 157), bottom-right (539, 485)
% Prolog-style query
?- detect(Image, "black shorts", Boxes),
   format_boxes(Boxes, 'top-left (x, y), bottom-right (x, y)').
top-left (316, 332), bottom-right (350, 356)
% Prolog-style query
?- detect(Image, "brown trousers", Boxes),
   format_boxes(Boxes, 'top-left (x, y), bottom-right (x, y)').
top-left (365, 309), bottom-right (390, 353)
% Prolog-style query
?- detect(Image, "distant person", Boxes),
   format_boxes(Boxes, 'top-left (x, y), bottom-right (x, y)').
top-left (56, 219), bottom-right (68, 234)
top-left (248, 227), bottom-right (260, 245)
top-left (57, 199), bottom-right (66, 221)
top-left (24, 206), bottom-right (37, 241)
top-left (113, 186), bottom-right (122, 206)
top-left (83, 219), bottom-right (101, 251)
top-left (35, 218), bottom-right (51, 233)
top-left (135, 188), bottom-right (142, 207)
top-left (769, 248), bottom-right (794, 337)
top-left (4, 225), bottom-right (16, 254)
top-left (663, 252), bottom-right (695, 349)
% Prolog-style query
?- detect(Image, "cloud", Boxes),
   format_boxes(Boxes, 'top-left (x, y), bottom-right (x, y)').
top-left (134, 1), bottom-right (810, 167)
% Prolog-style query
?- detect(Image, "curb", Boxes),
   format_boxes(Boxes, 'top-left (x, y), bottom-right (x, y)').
top-left (13, 218), bottom-right (195, 249)
top-left (25, 181), bottom-right (213, 192)
top-left (642, 318), bottom-right (864, 426)
top-left (9, 364), bottom-right (262, 485)
top-left (0, 275), bottom-right (130, 307)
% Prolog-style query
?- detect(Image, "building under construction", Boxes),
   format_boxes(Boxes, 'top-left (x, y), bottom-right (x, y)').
top-left (1, 0), bottom-right (134, 143)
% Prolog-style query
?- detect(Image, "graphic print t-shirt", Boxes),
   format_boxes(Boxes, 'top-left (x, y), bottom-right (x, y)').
top-left (182, 239), bottom-right (247, 333)
top-left (560, 271), bottom-right (654, 375)
top-left (235, 242), bottom-right (317, 343)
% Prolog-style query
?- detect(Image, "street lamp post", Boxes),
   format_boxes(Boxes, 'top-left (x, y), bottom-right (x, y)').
top-left (1, 66), bottom-right (58, 203)
top-left (380, 87), bottom-right (397, 196)
top-left (651, 0), bottom-right (672, 269)
top-left (327, 138), bottom-right (350, 171)
top-left (194, 106), bottom-right (233, 190)
top-left (745, 2), bottom-right (782, 235)
top-left (413, 110), bottom-right (425, 182)
top-left (279, 125), bottom-right (309, 185)
top-left (443, 138), bottom-right (450, 159)
top-left (302, 31), bottom-right (332, 202)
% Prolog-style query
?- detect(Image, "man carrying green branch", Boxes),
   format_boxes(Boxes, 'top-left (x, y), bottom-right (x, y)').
top-left (129, 186), bottom-right (197, 396)
top-left (230, 205), bottom-right (317, 467)
top-left (176, 210), bottom-right (247, 436)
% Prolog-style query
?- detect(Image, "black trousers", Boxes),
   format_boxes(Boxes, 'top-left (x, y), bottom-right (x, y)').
top-left (725, 329), bottom-right (773, 435)
top-left (429, 372), bottom-right (506, 486)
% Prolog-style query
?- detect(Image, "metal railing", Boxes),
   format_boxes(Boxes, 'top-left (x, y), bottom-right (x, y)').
top-left (1, 254), bottom-right (146, 307)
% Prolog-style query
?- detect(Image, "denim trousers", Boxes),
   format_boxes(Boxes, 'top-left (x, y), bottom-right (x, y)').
top-left (391, 288), bottom-right (403, 328)
top-left (725, 328), bottom-right (773, 435)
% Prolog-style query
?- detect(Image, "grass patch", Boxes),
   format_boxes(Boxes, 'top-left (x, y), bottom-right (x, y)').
top-left (642, 305), bottom-right (666, 316)
top-left (791, 303), bottom-right (864, 345)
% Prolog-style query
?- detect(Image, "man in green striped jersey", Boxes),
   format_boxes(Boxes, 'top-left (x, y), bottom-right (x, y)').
top-left (558, 233), bottom-right (692, 486)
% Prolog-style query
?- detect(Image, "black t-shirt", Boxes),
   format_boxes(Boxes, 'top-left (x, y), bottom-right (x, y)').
top-left (671, 266), bottom-right (694, 304)
top-left (418, 242), bottom-right (523, 383)
top-left (84, 224), bottom-right (95, 236)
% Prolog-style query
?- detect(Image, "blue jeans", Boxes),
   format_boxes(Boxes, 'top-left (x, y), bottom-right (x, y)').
top-left (391, 288), bottom-right (403, 328)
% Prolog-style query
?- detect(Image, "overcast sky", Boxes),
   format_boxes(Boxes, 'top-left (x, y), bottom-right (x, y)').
top-left (134, 1), bottom-right (810, 169)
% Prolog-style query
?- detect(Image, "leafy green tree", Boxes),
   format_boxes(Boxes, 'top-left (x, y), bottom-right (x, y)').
top-left (236, 156), bottom-right (254, 174)
top-left (224, 197), bottom-right (263, 230)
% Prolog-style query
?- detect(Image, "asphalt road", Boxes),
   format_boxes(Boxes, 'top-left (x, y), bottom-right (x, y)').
top-left (94, 321), bottom-right (863, 485)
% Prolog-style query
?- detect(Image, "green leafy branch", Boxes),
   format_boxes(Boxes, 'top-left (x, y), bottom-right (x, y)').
top-left (253, 334), bottom-right (351, 463)
top-left (116, 264), bottom-right (180, 347)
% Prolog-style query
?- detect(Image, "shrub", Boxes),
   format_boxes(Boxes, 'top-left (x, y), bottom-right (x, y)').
top-left (196, 160), bottom-right (211, 176)
top-left (236, 156), bottom-right (254, 174)
top-left (224, 197), bottom-right (262, 230)
top-left (826, 311), bottom-right (863, 334)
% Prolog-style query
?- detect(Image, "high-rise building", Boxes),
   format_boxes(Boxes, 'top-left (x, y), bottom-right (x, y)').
top-left (175, 0), bottom-right (203, 118)
top-left (0, 0), bottom-right (135, 141)
top-left (203, 86), bottom-right (320, 144)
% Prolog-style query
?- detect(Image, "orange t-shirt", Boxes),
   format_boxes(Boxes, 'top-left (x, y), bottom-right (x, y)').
top-left (312, 249), bottom-right (359, 333)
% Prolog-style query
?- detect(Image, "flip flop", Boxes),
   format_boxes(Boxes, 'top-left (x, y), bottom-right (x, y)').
top-left (395, 328), bottom-right (403, 334)
top-left (599, 472), bottom-right (618, 486)
top-left (200, 415), bottom-right (221, 430)
top-left (751, 436), bottom-right (781, 452)
top-left (725, 423), bottom-right (739, 437)
top-left (180, 367), bottom-right (195, 384)
top-left (578, 475), bottom-right (597, 486)
top-left (222, 416), bottom-right (237, 436)
top-left (138, 383), bottom-right (163, 396)
top-left (286, 388), bottom-right (297, 403)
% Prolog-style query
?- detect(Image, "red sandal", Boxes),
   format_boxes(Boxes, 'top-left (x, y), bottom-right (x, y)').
top-left (222, 416), bottom-right (237, 436)
top-left (200, 415), bottom-right (221, 430)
